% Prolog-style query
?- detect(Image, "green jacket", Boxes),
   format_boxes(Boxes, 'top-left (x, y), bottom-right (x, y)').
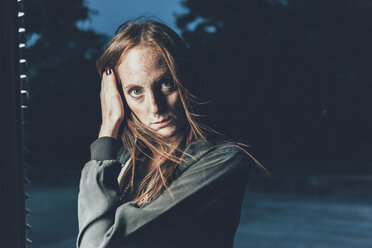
top-left (77, 137), bottom-right (253, 248)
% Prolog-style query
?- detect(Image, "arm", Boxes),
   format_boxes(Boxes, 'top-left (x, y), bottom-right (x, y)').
top-left (77, 138), bottom-right (252, 248)
top-left (77, 137), bottom-right (122, 248)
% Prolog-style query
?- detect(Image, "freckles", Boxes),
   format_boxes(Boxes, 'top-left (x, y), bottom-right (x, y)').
top-left (127, 99), bottom-right (150, 123)
top-left (125, 99), bottom-right (140, 117)
top-left (124, 97), bottom-right (135, 111)
top-left (167, 92), bottom-right (180, 107)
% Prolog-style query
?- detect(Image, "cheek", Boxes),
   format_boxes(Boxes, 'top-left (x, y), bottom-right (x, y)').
top-left (167, 92), bottom-right (186, 123)
top-left (125, 98), bottom-right (147, 121)
top-left (167, 92), bottom-right (182, 111)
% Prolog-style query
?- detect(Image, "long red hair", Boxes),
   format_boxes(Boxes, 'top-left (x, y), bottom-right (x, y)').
top-left (96, 18), bottom-right (268, 207)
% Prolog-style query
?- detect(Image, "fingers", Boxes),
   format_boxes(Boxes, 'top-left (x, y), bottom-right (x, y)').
top-left (101, 67), bottom-right (120, 94)
top-left (102, 67), bottom-right (116, 85)
top-left (104, 67), bottom-right (112, 76)
top-left (99, 67), bottom-right (125, 128)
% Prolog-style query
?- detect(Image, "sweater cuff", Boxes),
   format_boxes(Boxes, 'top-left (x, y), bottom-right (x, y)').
top-left (90, 137), bottom-right (121, 161)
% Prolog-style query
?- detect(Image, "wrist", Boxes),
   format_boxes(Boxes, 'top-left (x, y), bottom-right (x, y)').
top-left (90, 137), bottom-right (121, 160)
top-left (99, 123), bottom-right (121, 139)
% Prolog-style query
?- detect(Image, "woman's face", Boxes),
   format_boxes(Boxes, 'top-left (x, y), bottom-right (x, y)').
top-left (117, 46), bottom-right (186, 139)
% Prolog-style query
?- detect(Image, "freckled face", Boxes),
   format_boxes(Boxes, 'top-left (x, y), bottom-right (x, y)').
top-left (117, 46), bottom-right (186, 139)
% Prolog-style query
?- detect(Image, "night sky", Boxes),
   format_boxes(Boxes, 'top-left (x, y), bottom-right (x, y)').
top-left (80, 0), bottom-right (184, 36)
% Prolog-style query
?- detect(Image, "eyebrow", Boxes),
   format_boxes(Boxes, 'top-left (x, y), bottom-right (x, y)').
top-left (123, 83), bottom-right (140, 90)
top-left (123, 73), bottom-right (172, 90)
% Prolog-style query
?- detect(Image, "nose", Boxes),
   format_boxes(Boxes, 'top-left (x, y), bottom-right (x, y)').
top-left (148, 91), bottom-right (161, 116)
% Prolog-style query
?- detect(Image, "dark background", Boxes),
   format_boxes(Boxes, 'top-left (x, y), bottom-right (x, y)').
top-left (24, 0), bottom-right (372, 174)
top-left (22, 1), bottom-right (372, 247)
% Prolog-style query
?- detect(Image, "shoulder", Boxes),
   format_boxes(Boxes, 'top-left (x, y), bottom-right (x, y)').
top-left (180, 137), bottom-right (254, 175)
top-left (168, 138), bottom-right (254, 193)
top-left (194, 138), bottom-right (268, 177)
top-left (188, 137), bottom-right (250, 160)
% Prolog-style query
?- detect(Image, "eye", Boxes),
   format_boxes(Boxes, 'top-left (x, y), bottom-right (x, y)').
top-left (128, 87), bottom-right (143, 97)
top-left (161, 80), bottom-right (174, 90)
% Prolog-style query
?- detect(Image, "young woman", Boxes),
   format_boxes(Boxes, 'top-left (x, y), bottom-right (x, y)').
top-left (77, 19), bottom-right (267, 248)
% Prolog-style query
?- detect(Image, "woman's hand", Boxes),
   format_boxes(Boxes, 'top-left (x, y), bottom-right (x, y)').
top-left (98, 68), bottom-right (125, 139)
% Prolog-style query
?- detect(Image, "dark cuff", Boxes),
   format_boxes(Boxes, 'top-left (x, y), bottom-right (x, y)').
top-left (90, 137), bottom-right (121, 161)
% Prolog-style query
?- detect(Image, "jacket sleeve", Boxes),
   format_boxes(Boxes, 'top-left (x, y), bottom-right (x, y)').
top-left (77, 138), bottom-right (252, 248)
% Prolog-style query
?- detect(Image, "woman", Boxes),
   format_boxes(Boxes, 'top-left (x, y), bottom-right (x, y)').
top-left (77, 19), bottom-right (267, 248)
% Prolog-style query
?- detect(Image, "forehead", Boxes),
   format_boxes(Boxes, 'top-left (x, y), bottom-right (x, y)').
top-left (117, 46), bottom-right (169, 85)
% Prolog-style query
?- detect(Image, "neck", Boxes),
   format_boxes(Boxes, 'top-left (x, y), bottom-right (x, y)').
top-left (152, 131), bottom-right (186, 161)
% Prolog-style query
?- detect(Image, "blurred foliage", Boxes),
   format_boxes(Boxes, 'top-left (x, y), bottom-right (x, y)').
top-left (23, 0), bottom-right (372, 172)
top-left (24, 0), bottom-right (108, 168)
top-left (176, 0), bottom-right (372, 169)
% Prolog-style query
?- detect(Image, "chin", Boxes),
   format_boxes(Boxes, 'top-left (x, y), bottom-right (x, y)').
top-left (156, 127), bottom-right (177, 138)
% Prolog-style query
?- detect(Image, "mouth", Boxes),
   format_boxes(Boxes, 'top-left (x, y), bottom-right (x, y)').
top-left (152, 117), bottom-right (172, 128)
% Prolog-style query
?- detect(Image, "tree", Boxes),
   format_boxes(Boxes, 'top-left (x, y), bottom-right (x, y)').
top-left (176, 0), bottom-right (372, 170)
top-left (24, 0), bottom-right (108, 169)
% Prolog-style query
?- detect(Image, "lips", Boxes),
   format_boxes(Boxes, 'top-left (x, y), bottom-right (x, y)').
top-left (152, 117), bottom-right (171, 128)
top-left (153, 117), bottom-right (170, 124)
